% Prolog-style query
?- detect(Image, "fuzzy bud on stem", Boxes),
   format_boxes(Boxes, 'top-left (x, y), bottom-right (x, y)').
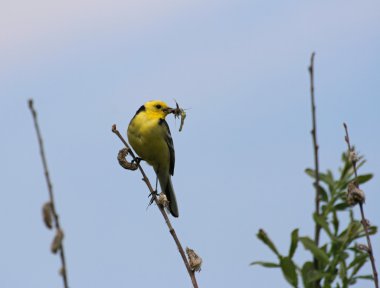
top-left (186, 247), bottom-right (202, 272)
top-left (157, 192), bottom-right (169, 208)
top-left (51, 229), bottom-right (65, 254)
top-left (348, 150), bottom-right (359, 164)
top-left (357, 243), bottom-right (370, 253)
top-left (347, 181), bottom-right (365, 205)
top-left (42, 202), bottom-right (53, 229)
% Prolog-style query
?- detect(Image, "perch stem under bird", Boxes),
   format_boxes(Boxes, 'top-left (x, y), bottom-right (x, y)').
top-left (111, 123), bottom-right (199, 288)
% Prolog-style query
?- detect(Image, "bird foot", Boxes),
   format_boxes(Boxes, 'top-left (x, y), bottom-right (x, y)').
top-left (147, 190), bottom-right (159, 206)
top-left (131, 157), bottom-right (143, 165)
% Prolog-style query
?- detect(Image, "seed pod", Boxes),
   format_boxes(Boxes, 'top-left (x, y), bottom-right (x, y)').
top-left (356, 243), bottom-right (370, 253)
top-left (117, 148), bottom-right (138, 170)
top-left (51, 229), bottom-right (64, 254)
top-left (157, 192), bottom-right (169, 208)
top-left (42, 202), bottom-right (53, 229)
top-left (347, 182), bottom-right (365, 205)
top-left (349, 150), bottom-right (359, 163)
top-left (186, 247), bottom-right (202, 272)
top-left (59, 267), bottom-right (66, 277)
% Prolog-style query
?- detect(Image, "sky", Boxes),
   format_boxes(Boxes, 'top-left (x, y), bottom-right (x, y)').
top-left (1, 0), bottom-right (380, 287)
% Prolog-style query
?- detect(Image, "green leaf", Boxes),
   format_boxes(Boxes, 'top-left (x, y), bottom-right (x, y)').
top-left (339, 260), bottom-right (347, 280)
top-left (368, 225), bottom-right (378, 236)
top-left (349, 209), bottom-right (354, 222)
top-left (318, 185), bottom-right (329, 202)
top-left (356, 225), bottom-right (378, 240)
top-left (354, 274), bottom-right (374, 280)
top-left (313, 213), bottom-right (334, 239)
top-left (347, 252), bottom-right (367, 269)
top-left (340, 153), bottom-right (351, 180)
top-left (339, 221), bottom-right (362, 243)
top-left (334, 202), bottom-right (350, 211)
top-left (301, 262), bottom-right (314, 288)
top-left (305, 168), bottom-right (315, 178)
top-left (348, 278), bottom-right (357, 285)
top-left (332, 210), bottom-right (339, 235)
top-left (305, 169), bottom-right (333, 186)
top-left (326, 170), bottom-right (335, 187)
top-left (250, 261), bottom-right (280, 268)
top-left (320, 243), bottom-right (328, 254)
top-left (280, 256), bottom-right (298, 287)
top-left (347, 253), bottom-right (368, 274)
top-left (256, 229), bottom-right (281, 258)
top-left (299, 237), bottom-right (329, 266)
top-left (289, 229), bottom-right (299, 259)
top-left (321, 193), bottom-right (344, 216)
top-left (307, 270), bottom-right (325, 283)
top-left (336, 178), bottom-right (350, 192)
top-left (348, 250), bottom-right (369, 278)
top-left (356, 174), bottom-right (373, 185)
top-left (356, 158), bottom-right (367, 170)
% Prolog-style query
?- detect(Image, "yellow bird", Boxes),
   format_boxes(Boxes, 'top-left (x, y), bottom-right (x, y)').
top-left (127, 100), bottom-right (179, 217)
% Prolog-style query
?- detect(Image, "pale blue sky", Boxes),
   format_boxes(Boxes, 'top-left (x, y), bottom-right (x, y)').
top-left (1, 1), bottom-right (380, 287)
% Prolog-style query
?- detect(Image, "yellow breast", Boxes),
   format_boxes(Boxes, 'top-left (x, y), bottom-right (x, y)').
top-left (127, 112), bottom-right (170, 171)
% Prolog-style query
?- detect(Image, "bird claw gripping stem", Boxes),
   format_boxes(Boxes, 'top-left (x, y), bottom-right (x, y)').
top-left (117, 148), bottom-right (138, 171)
top-left (131, 157), bottom-right (143, 165)
top-left (146, 190), bottom-right (160, 208)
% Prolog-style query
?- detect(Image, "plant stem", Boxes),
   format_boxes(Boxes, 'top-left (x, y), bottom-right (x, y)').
top-left (309, 52), bottom-right (321, 288)
top-left (343, 122), bottom-right (378, 288)
top-left (112, 124), bottom-right (199, 288)
top-left (28, 99), bottom-right (69, 288)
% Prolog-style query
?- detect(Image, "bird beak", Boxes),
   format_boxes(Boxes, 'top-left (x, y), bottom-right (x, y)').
top-left (163, 107), bottom-right (174, 114)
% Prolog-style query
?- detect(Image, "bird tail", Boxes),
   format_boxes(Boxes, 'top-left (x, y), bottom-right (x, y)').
top-left (164, 177), bottom-right (179, 217)
top-left (156, 169), bottom-right (179, 217)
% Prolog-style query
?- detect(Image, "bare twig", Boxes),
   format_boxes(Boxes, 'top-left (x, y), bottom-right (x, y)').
top-left (28, 99), bottom-right (69, 288)
top-left (343, 122), bottom-right (378, 288)
top-left (309, 52), bottom-right (321, 287)
top-left (111, 124), bottom-right (199, 288)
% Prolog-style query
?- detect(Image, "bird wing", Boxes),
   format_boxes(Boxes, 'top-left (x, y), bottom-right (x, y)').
top-left (159, 118), bottom-right (175, 175)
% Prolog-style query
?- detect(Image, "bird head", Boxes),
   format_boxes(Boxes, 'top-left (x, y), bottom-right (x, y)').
top-left (144, 100), bottom-right (174, 118)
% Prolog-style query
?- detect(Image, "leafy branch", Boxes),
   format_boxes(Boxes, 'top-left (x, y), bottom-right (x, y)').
top-left (251, 54), bottom-right (378, 288)
top-left (343, 123), bottom-right (379, 288)
top-left (252, 153), bottom-right (377, 287)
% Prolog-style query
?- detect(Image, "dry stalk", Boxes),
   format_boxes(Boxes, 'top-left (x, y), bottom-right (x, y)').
top-left (111, 124), bottom-right (199, 288)
top-left (308, 52), bottom-right (322, 287)
top-left (28, 99), bottom-right (69, 288)
top-left (343, 123), bottom-right (378, 288)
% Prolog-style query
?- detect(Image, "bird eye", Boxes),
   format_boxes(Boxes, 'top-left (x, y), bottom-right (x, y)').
top-left (155, 104), bottom-right (162, 109)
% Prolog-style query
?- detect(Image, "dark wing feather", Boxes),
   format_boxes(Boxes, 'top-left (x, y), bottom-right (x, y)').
top-left (159, 118), bottom-right (175, 175)
top-left (129, 105), bottom-right (146, 125)
top-left (134, 105), bottom-right (146, 116)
